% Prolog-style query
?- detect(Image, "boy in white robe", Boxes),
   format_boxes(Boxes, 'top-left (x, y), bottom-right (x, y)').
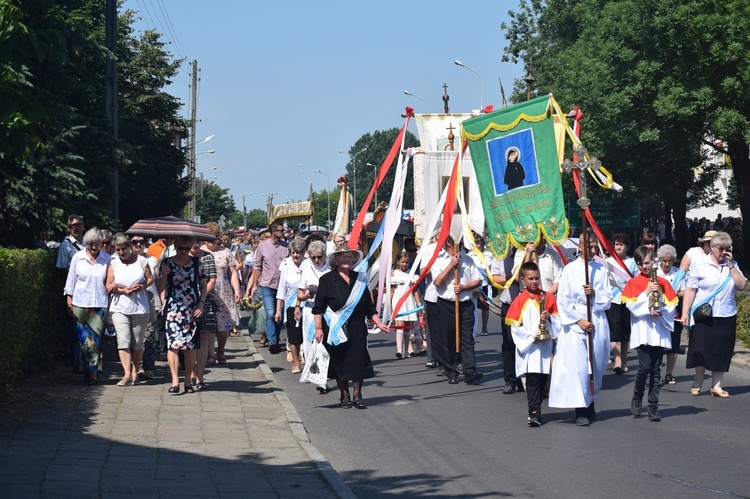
top-left (549, 233), bottom-right (612, 426)
top-left (506, 262), bottom-right (561, 427)
top-left (622, 246), bottom-right (678, 422)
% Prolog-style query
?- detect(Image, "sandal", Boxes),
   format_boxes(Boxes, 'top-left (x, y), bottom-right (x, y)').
top-left (664, 374), bottom-right (676, 385)
top-left (710, 388), bottom-right (730, 398)
top-left (353, 395), bottom-right (367, 409)
top-left (340, 396), bottom-right (353, 409)
top-left (196, 382), bottom-right (207, 391)
top-left (259, 333), bottom-right (268, 347)
top-left (690, 386), bottom-right (701, 396)
top-left (217, 354), bottom-right (227, 364)
top-left (206, 356), bottom-right (216, 367)
top-left (168, 385), bottom-right (180, 394)
top-left (184, 384), bottom-right (195, 394)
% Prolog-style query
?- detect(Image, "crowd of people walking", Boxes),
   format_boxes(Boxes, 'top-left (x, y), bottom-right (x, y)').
top-left (56, 214), bottom-right (747, 426)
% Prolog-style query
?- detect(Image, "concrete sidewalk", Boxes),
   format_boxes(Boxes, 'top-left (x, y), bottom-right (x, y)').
top-left (0, 334), bottom-right (353, 498)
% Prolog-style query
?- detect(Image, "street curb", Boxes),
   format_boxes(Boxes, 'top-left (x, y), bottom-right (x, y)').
top-left (242, 335), bottom-right (357, 499)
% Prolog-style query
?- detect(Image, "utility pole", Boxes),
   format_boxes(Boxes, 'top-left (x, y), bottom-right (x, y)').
top-left (188, 60), bottom-right (198, 221)
top-left (105, 0), bottom-right (118, 220)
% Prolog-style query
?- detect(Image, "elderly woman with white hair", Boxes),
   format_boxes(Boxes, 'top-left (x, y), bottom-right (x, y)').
top-left (297, 240), bottom-right (330, 386)
top-left (656, 244), bottom-right (684, 386)
top-left (106, 233), bottom-right (153, 386)
top-left (64, 228), bottom-right (111, 384)
top-left (313, 245), bottom-right (389, 409)
top-left (680, 232), bottom-right (747, 397)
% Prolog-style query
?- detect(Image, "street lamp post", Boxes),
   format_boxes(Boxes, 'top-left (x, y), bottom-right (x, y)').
top-left (189, 134), bottom-right (215, 221)
top-left (403, 90), bottom-right (430, 113)
top-left (299, 165), bottom-right (315, 225)
top-left (199, 174), bottom-right (217, 198)
top-left (242, 192), bottom-right (252, 230)
top-left (365, 162), bottom-right (380, 206)
top-left (454, 60), bottom-right (483, 109)
top-left (339, 147), bottom-right (367, 209)
top-left (195, 165), bottom-right (218, 221)
top-left (313, 169), bottom-right (330, 229)
top-left (262, 192), bottom-right (277, 227)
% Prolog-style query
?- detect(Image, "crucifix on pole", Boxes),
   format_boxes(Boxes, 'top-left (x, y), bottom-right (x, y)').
top-left (561, 144), bottom-right (602, 393)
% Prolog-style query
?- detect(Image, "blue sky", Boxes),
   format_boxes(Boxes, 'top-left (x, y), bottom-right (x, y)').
top-left (123, 0), bottom-right (525, 214)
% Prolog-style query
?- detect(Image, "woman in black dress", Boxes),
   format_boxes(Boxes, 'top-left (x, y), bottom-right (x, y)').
top-left (503, 148), bottom-right (526, 190)
top-left (313, 246), bottom-right (389, 409)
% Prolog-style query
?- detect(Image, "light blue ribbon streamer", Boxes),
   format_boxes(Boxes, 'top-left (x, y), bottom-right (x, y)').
top-left (671, 268), bottom-right (686, 290)
top-left (325, 267), bottom-right (369, 345)
top-left (396, 305), bottom-right (424, 318)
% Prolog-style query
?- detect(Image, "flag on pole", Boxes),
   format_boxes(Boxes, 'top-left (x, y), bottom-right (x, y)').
top-left (333, 181), bottom-right (351, 236)
top-left (462, 94), bottom-right (568, 259)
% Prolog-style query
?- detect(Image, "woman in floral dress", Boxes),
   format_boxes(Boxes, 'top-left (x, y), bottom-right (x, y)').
top-left (156, 236), bottom-right (208, 394)
top-left (204, 222), bottom-right (241, 364)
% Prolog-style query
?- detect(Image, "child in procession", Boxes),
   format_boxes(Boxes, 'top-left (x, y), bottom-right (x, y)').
top-left (505, 262), bottom-right (561, 427)
top-left (391, 251), bottom-right (423, 358)
top-left (621, 246), bottom-right (678, 422)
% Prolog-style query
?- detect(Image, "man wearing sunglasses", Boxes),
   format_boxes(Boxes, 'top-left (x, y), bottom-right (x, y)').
top-left (246, 222), bottom-right (289, 354)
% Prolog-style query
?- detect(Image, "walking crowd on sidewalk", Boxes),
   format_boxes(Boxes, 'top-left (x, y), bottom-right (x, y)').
top-left (56, 212), bottom-right (747, 428)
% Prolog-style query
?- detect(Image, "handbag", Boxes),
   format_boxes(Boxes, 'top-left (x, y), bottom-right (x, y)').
top-left (693, 302), bottom-right (712, 319)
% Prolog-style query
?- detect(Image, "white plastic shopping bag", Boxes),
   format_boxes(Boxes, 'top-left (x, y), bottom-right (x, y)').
top-left (299, 340), bottom-right (329, 389)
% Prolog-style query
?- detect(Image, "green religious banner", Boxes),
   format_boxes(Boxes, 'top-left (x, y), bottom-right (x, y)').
top-left (462, 95), bottom-right (568, 259)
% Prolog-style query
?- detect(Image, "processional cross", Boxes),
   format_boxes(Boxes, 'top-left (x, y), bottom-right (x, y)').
top-left (446, 123), bottom-right (456, 151)
top-left (561, 145), bottom-right (602, 393)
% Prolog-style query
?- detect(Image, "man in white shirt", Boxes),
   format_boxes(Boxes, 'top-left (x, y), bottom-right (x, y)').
top-left (514, 238), bottom-right (564, 295)
top-left (491, 249), bottom-right (523, 394)
top-left (431, 237), bottom-right (483, 384)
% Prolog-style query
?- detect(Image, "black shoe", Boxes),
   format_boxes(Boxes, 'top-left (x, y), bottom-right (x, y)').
top-left (396, 352), bottom-right (403, 359)
top-left (631, 397), bottom-right (643, 416)
top-left (340, 396), bottom-right (353, 409)
top-left (528, 411), bottom-right (543, 427)
top-left (648, 407), bottom-right (661, 422)
top-left (269, 343), bottom-right (280, 354)
top-left (464, 372), bottom-right (484, 384)
top-left (575, 416), bottom-right (591, 426)
top-left (517, 381), bottom-right (525, 392)
top-left (457, 364), bottom-right (464, 374)
top-left (503, 382), bottom-right (516, 394)
top-left (613, 366), bottom-right (623, 375)
top-left (425, 361), bottom-right (437, 369)
top-left (588, 403), bottom-right (597, 422)
top-left (353, 394), bottom-right (367, 409)
top-left (316, 386), bottom-right (331, 394)
top-left (448, 376), bottom-right (459, 384)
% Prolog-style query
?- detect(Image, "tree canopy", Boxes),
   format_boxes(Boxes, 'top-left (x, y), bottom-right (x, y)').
top-left (502, 0), bottom-right (750, 261)
top-left (341, 128), bottom-right (419, 211)
top-left (0, 0), bottom-right (188, 248)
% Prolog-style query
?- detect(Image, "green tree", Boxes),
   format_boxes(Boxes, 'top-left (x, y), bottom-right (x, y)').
top-left (341, 128), bottom-right (419, 211)
top-left (502, 0), bottom-right (742, 256)
top-left (0, 1), bottom-right (188, 247)
top-left (196, 180), bottom-right (236, 225)
top-left (244, 209), bottom-right (267, 231)
top-left (116, 12), bottom-right (189, 226)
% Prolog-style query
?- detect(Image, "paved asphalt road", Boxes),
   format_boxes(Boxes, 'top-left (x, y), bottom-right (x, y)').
top-left (251, 313), bottom-right (750, 498)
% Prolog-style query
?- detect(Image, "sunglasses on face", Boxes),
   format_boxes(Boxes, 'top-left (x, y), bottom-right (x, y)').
top-left (175, 245), bottom-right (191, 251)
top-left (68, 223), bottom-right (83, 228)
top-left (101, 241), bottom-right (112, 246)
top-left (131, 239), bottom-right (145, 245)
top-left (310, 255), bottom-right (325, 260)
